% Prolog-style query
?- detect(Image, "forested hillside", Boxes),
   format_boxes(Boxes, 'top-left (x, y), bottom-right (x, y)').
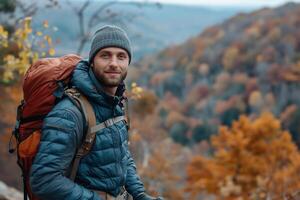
top-left (130, 2), bottom-right (300, 147)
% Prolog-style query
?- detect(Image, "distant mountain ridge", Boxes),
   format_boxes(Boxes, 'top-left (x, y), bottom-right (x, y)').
top-left (31, 1), bottom-right (252, 60)
top-left (130, 2), bottom-right (300, 145)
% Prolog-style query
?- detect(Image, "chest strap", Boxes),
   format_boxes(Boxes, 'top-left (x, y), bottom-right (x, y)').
top-left (91, 116), bottom-right (126, 133)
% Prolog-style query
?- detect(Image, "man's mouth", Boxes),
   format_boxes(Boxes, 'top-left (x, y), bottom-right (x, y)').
top-left (104, 71), bottom-right (121, 78)
top-left (105, 71), bottom-right (121, 74)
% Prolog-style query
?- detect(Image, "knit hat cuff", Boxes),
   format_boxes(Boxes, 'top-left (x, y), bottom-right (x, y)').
top-left (89, 39), bottom-right (131, 64)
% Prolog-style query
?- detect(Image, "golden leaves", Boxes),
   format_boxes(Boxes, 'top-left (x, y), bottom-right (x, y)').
top-left (0, 17), bottom-right (56, 83)
top-left (128, 82), bottom-right (143, 99)
top-left (0, 25), bottom-right (8, 47)
top-left (49, 48), bottom-right (55, 56)
top-left (186, 112), bottom-right (300, 199)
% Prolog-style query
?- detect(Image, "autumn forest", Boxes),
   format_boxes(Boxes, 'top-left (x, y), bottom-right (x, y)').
top-left (1, 1), bottom-right (300, 200)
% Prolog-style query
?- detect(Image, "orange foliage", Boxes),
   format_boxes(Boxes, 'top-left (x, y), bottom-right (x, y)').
top-left (139, 140), bottom-right (187, 200)
top-left (186, 113), bottom-right (300, 200)
top-left (161, 92), bottom-right (182, 113)
top-left (165, 111), bottom-right (186, 128)
top-left (131, 89), bottom-right (158, 117)
top-left (150, 71), bottom-right (174, 86)
top-left (185, 84), bottom-right (209, 108)
top-left (0, 84), bottom-right (22, 145)
top-left (0, 83), bottom-right (23, 189)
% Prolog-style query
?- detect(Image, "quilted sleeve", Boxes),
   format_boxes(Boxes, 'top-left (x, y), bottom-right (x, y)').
top-left (124, 148), bottom-right (146, 199)
top-left (30, 104), bottom-right (102, 200)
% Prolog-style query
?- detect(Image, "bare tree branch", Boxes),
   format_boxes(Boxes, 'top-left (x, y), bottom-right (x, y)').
top-left (69, 0), bottom-right (161, 55)
top-left (15, 0), bottom-right (38, 20)
top-left (75, 0), bottom-right (91, 53)
top-left (88, 1), bottom-right (119, 28)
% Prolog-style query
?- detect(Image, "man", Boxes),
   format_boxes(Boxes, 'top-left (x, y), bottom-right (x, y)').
top-left (30, 25), bottom-right (163, 200)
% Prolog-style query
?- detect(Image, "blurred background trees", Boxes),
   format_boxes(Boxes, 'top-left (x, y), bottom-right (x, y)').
top-left (186, 113), bottom-right (300, 200)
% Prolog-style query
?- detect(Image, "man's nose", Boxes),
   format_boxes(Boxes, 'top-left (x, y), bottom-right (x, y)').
top-left (109, 56), bottom-right (118, 67)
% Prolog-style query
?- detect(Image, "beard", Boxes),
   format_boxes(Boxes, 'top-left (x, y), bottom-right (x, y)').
top-left (95, 71), bottom-right (127, 87)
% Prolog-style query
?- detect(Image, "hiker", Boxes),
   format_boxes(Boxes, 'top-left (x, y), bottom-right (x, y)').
top-left (29, 25), bottom-right (163, 200)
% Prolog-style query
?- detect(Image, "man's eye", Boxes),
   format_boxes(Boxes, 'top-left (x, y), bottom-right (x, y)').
top-left (118, 54), bottom-right (126, 60)
top-left (100, 54), bottom-right (109, 58)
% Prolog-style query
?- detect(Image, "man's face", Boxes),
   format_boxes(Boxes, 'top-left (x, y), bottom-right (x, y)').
top-left (92, 47), bottom-right (129, 87)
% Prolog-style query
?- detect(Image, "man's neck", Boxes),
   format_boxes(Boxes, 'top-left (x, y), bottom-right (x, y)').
top-left (102, 86), bottom-right (117, 96)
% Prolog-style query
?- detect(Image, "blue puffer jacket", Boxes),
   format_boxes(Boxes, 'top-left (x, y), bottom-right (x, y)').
top-left (30, 60), bottom-right (145, 200)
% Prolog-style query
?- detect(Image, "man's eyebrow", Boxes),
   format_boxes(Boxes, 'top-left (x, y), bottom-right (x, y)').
top-left (99, 50), bottom-right (127, 54)
top-left (118, 52), bottom-right (127, 55)
top-left (99, 50), bottom-right (111, 54)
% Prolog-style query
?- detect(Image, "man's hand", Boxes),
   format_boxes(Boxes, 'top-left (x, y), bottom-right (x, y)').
top-left (135, 193), bottom-right (164, 200)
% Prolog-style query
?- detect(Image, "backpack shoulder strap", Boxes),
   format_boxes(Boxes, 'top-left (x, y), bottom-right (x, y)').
top-left (65, 88), bottom-right (96, 180)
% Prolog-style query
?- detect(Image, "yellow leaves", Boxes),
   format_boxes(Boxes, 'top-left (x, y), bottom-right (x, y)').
top-left (0, 25), bottom-right (8, 39)
top-left (249, 90), bottom-right (263, 107)
top-left (44, 35), bottom-right (52, 45)
top-left (2, 71), bottom-right (14, 82)
top-left (3, 52), bottom-right (31, 82)
top-left (4, 55), bottom-right (17, 65)
top-left (0, 25), bottom-right (8, 47)
top-left (128, 82), bottom-right (143, 99)
top-left (3, 55), bottom-right (20, 83)
top-left (14, 17), bottom-right (33, 46)
top-left (32, 52), bottom-right (39, 63)
top-left (49, 48), bottom-right (55, 56)
top-left (23, 17), bottom-right (32, 34)
top-left (36, 31), bottom-right (43, 36)
top-left (248, 91), bottom-right (276, 112)
top-left (0, 17), bottom-right (56, 82)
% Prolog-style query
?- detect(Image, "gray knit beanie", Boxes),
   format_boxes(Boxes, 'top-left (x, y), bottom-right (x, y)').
top-left (89, 25), bottom-right (132, 64)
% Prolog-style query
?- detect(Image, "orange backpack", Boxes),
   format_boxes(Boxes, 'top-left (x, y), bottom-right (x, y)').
top-left (9, 54), bottom-right (95, 200)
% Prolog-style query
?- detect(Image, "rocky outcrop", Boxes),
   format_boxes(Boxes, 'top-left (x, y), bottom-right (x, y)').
top-left (0, 181), bottom-right (22, 200)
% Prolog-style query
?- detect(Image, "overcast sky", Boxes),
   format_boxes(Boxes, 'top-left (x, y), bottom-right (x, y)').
top-left (121, 0), bottom-right (300, 7)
